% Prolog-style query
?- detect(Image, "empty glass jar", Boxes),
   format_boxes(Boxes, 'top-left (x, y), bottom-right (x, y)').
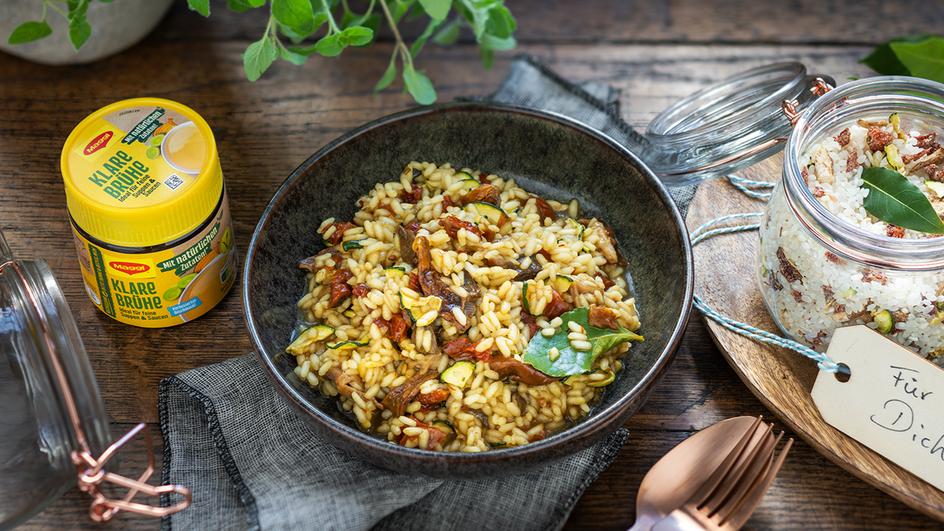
top-left (0, 230), bottom-right (189, 527)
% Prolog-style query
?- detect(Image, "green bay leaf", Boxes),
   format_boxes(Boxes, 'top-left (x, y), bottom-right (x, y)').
top-left (522, 307), bottom-right (643, 377)
top-left (889, 37), bottom-right (944, 83)
top-left (861, 166), bottom-right (944, 234)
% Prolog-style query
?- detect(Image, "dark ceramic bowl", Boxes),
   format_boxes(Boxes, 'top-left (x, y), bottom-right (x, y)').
top-left (243, 102), bottom-right (693, 477)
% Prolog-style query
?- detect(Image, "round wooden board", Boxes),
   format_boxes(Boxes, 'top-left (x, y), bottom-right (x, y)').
top-left (685, 154), bottom-right (944, 521)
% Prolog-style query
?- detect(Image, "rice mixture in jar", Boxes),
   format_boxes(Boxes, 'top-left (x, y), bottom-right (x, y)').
top-left (758, 78), bottom-right (944, 366)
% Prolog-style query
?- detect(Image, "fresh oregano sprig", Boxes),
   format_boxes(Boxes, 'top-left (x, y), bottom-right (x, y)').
top-left (6, 0), bottom-right (516, 105)
top-left (192, 0), bottom-right (517, 104)
top-left (7, 0), bottom-right (101, 51)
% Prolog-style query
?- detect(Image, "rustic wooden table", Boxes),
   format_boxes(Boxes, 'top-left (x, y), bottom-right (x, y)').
top-left (3, 1), bottom-right (943, 529)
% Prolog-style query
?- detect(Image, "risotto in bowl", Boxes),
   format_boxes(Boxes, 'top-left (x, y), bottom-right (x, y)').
top-left (244, 103), bottom-right (692, 476)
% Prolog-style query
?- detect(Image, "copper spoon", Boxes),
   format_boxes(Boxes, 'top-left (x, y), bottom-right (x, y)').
top-left (628, 416), bottom-right (774, 531)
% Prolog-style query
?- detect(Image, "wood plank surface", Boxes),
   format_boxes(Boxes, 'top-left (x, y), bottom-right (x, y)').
top-left (2, 1), bottom-right (940, 529)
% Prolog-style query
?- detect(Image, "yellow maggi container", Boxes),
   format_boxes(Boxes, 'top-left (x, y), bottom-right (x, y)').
top-left (60, 98), bottom-right (236, 328)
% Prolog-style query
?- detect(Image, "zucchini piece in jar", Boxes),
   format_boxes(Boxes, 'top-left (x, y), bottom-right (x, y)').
top-left (471, 201), bottom-right (508, 226)
top-left (286, 324), bottom-right (334, 355)
top-left (872, 309), bottom-right (894, 334)
top-left (441, 360), bottom-right (475, 388)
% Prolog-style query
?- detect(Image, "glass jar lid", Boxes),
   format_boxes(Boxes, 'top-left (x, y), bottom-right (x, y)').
top-left (0, 230), bottom-right (190, 526)
top-left (643, 62), bottom-right (835, 185)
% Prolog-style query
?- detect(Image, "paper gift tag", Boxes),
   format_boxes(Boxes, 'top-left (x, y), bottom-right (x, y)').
top-left (812, 325), bottom-right (944, 493)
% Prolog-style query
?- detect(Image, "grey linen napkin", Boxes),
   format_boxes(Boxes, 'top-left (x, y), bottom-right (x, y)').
top-left (160, 55), bottom-right (693, 531)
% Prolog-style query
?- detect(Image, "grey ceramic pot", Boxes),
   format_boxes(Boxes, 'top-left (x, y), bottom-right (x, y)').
top-left (243, 102), bottom-right (693, 477)
top-left (0, 0), bottom-right (173, 65)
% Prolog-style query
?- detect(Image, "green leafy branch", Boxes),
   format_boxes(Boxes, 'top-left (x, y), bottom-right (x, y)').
top-left (6, 0), bottom-right (516, 105)
top-left (7, 0), bottom-right (109, 50)
top-left (191, 0), bottom-right (517, 104)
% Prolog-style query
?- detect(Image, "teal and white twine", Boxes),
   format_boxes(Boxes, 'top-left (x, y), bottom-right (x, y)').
top-left (690, 176), bottom-right (847, 374)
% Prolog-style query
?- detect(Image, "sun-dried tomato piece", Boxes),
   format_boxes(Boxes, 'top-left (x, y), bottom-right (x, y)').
top-left (521, 312), bottom-right (539, 337)
top-left (532, 195), bottom-right (557, 222)
top-left (442, 195), bottom-right (454, 209)
top-left (867, 127), bottom-right (893, 152)
top-left (825, 251), bottom-right (844, 265)
top-left (443, 337), bottom-right (491, 361)
top-left (886, 225), bottom-right (906, 238)
top-left (388, 313), bottom-right (410, 342)
top-left (352, 283), bottom-right (369, 297)
top-left (408, 271), bottom-right (421, 292)
top-left (776, 248), bottom-right (803, 284)
top-left (442, 215), bottom-right (484, 240)
top-left (862, 269), bottom-right (888, 285)
top-left (835, 128), bottom-right (851, 147)
top-left (462, 184), bottom-right (501, 206)
top-left (846, 150), bottom-right (859, 173)
top-left (418, 388), bottom-right (450, 406)
top-left (916, 132), bottom-right (938, 150)
top-left (323, 222), bottom-right (355, 245)
top-left (398, 186), bottom-right (422, 203)
top-left (329, 282), bottom-right (352, 307)
top-left (544, 289), bottom-right (573, 319)
top-left (328, 270), bottom-right (354, 307)
top-left (588, 306), bottom-right (620, 330)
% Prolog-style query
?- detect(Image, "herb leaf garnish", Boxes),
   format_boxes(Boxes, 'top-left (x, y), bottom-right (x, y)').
top-left (523, 307), bottom-right (643, 377)
top-left (861, 167), bottom-right (944, 234)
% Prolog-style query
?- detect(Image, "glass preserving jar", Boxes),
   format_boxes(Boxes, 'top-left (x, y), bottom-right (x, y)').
top-left (0, 229), bottom-right (189, 528)
top-left (757, 77), bottom-right (944, 367)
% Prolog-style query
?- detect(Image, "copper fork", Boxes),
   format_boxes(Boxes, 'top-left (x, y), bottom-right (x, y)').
top-left (651, 416), bottom-right (793, 531)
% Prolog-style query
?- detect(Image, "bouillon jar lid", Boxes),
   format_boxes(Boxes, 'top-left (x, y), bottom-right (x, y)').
top-left (60, 97), bottom-right (222, 248)
top-left (641, 62), bottom-right (835, 185)
top-left (0, 229), bottom-right (190, 527)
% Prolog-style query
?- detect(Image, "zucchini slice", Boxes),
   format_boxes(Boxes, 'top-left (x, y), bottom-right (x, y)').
top-left (341, 239), bottom-right (365, 251)
top-left (385, 265), bottom-right (407, 278)
top-left (455, 178), bottom-right (480, 195)
top-left (552, 275), bottom-right (573, 294)
top-left (521, 281), bottom-right (534, 315)
top-left (587, 370), bottom-right (616, 387)
top-left (566, 218), bottom-right (585, 239)
top-left (399, 291), bottom-right (442, 326)
top-left (471, 201), bottom-right (508, 226)
top-left (563, 371), bottom-right (616, 387)
top-left (455, 171), bottom-right (476, 181)
top-left (441, 361), bottom-right (475, 388)
top-left (873, 309), bottom-right (894, 334)
top-left (432, 420), bottom-right (456, 439)
top-left (327, 338), bottom-right (370, 350)
top-left (286, 324), bottom-right (334, 355)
